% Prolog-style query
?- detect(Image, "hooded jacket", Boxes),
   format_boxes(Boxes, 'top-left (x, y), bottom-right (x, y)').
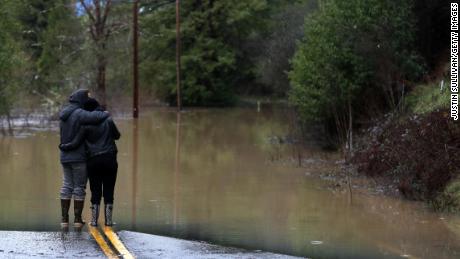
top-left (59, 116), bottom-right (121, 158)
top-left (59, 89), bottom-right (109, 163)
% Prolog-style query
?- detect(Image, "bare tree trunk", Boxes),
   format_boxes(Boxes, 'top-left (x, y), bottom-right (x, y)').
top-left (347, 97), bottom-right (353, 204)
top-left (6, 111), bottom-right (13, 136)
top-left (79, 0), bottom-right (112, 106)
top-left (96, 49), bottom-right (107, 105)
top-left (333, 106), bottom-right (344, 145)
top-left (1, 117), bottom-right (5, 136)
top-left (176, 0), bottom-right (182, 110)
top-left (348, 97), bottom-right (353, 155)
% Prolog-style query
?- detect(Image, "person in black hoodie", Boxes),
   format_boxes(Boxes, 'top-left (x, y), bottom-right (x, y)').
top-left (60, 98), bottom-right (120, 226)
top-left (59, 89), bottom-right (109, 228)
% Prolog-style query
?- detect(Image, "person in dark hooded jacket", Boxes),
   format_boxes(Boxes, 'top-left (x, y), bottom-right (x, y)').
top-left (60, 98), bottom-right (120, 226)
top-left (59, 89), bottom-right (109, 228)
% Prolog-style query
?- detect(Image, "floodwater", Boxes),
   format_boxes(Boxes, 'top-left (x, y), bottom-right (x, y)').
top-left (0, 107), bottom-right (459, 258)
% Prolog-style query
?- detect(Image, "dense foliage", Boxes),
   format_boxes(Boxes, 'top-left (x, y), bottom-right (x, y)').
top-left (13, 0), bottom-right (82, 92)
top-left (0, 0), bottom-right (449, 114)
top-left (140, 0), bottom-right (271, 106)
top-left (0, 0), bottom-right (309, 109)
top-left (255, 0), bottom-right (317, 97)
top-left (289, 0), bottom-right (425, 139)
top-left (0, 1), bottom-right (25, 116)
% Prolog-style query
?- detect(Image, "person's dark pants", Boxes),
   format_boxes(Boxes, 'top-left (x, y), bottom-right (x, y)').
top-left (87, 152), bottom-right (118, 205)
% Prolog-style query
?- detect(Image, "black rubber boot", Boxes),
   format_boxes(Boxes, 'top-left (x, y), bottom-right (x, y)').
top-left (74, 200), bottom-right (86, 228)
top-left (90, 204), bottom-right (100, 226)
top-left (60, 199), bottom-right (71, 228)
top-left (105, 204), bottom-right (113, 226)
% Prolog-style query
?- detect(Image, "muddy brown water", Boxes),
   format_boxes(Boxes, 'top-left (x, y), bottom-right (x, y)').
top-left (0, 108), bottom-right (459, 258)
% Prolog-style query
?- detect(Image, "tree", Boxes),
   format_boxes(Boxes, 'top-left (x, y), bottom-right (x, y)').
top-left (79, 0), bottom-right (113, 105)
top-left (289, 0), bottom-right (424, 145)
top-left (255, 0), bottom-right (317, 97)
top-left (140, 0), bottom-right (270, 106)
top-left (12, 0), bottom-right (83, 94)
top-left (14, 0), bottom-right (55, 92)
top-left (38, 0), bottom-right (84, 92)
top-left (0, 1), bottom-right (26, 127)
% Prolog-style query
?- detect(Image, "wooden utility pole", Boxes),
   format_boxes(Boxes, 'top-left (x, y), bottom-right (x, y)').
top-left (132, 0), bottom-right (139, 118)
top-left (175, 0), bottom-right (181, 111)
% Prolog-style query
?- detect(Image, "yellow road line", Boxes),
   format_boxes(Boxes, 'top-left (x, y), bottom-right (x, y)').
top-left (89, 226), bottom-right (118, 259)
top-left (103, 226), bottom-right (136, 259)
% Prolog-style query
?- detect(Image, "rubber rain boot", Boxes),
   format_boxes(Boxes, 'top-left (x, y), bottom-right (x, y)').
top-left (90, 204), bottom-right (100, 226)
top-left (74, 199), bottom-right (86, 228)
top-left (60, 199), bottom-right (71, 229)
top-left (105, 203), bottom-right (113, 226)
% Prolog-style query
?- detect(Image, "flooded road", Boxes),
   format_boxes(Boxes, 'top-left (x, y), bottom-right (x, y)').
top-left (0, 107), bottom-right (459, 258)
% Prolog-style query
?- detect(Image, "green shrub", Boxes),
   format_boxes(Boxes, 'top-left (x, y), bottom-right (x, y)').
top-left (289, 0), bottom-right (424, 135)
top-left (432, 179), bottom-right (460, 213)
top-left (405, 81), bottom-right (450, 114)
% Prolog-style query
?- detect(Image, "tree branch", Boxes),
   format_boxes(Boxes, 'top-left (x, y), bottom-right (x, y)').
top-left (101, 0), bottom-right (112, 28)
top-left (89, 26), bottom-right (97, 40)
top-left (79, 0), bottom-right (96, 23)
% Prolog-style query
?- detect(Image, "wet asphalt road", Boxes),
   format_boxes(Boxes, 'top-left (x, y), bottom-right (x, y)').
top-left (0, 231), bottom-right (302, 258)
top-left (0, 231), bottom-right (104, 258)
top-left (118, 231), bottom-right (301, 259)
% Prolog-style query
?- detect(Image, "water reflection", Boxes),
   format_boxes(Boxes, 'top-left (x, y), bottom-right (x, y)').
top-left (131, 118), bottom-right (138, 230)
top-left (0, 108), bottom-right (459, 258)
top-left (173, 112), bottom-right (181, 230)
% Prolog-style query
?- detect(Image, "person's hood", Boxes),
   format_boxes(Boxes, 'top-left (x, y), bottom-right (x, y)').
top-left (69, 89), bottom-right (90, 106)
top-left (59, 89), bottom-right (89, 121)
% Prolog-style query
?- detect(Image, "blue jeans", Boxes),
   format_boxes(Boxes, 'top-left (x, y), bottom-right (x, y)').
top-left (60, 162), bottom-right (87, 200)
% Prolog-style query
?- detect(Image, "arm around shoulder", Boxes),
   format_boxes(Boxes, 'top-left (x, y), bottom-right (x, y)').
top-left (79, 109), bottom-right (109, 125)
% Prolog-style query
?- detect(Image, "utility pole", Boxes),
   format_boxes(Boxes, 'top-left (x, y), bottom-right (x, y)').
top-left (175, 0), bottom-right (181, 111)
top-left (132, 0), bottom-right (139, 118)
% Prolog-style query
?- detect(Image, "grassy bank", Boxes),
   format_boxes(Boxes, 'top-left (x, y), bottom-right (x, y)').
top-left (351, 77), bottom-right (460, 212)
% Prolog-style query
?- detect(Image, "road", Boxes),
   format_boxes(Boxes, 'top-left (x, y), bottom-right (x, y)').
top-left (0, 230), bottom-right (301, 259)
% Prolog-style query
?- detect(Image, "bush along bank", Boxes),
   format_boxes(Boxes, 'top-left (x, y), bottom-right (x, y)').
top-left (352, 108), bottom-right (460, 212)
top-left (286, 0), bottom-right (454, 210)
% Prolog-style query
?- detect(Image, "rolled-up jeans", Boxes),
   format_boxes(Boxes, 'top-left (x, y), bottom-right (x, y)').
top-left (60, 162), bottom-right (88, 200)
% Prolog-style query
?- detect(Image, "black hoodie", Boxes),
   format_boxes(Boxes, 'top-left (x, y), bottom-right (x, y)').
top-left (59, 89), bottom-right (109, 163)
top-left (59, 98), bottom-right (120, 158)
